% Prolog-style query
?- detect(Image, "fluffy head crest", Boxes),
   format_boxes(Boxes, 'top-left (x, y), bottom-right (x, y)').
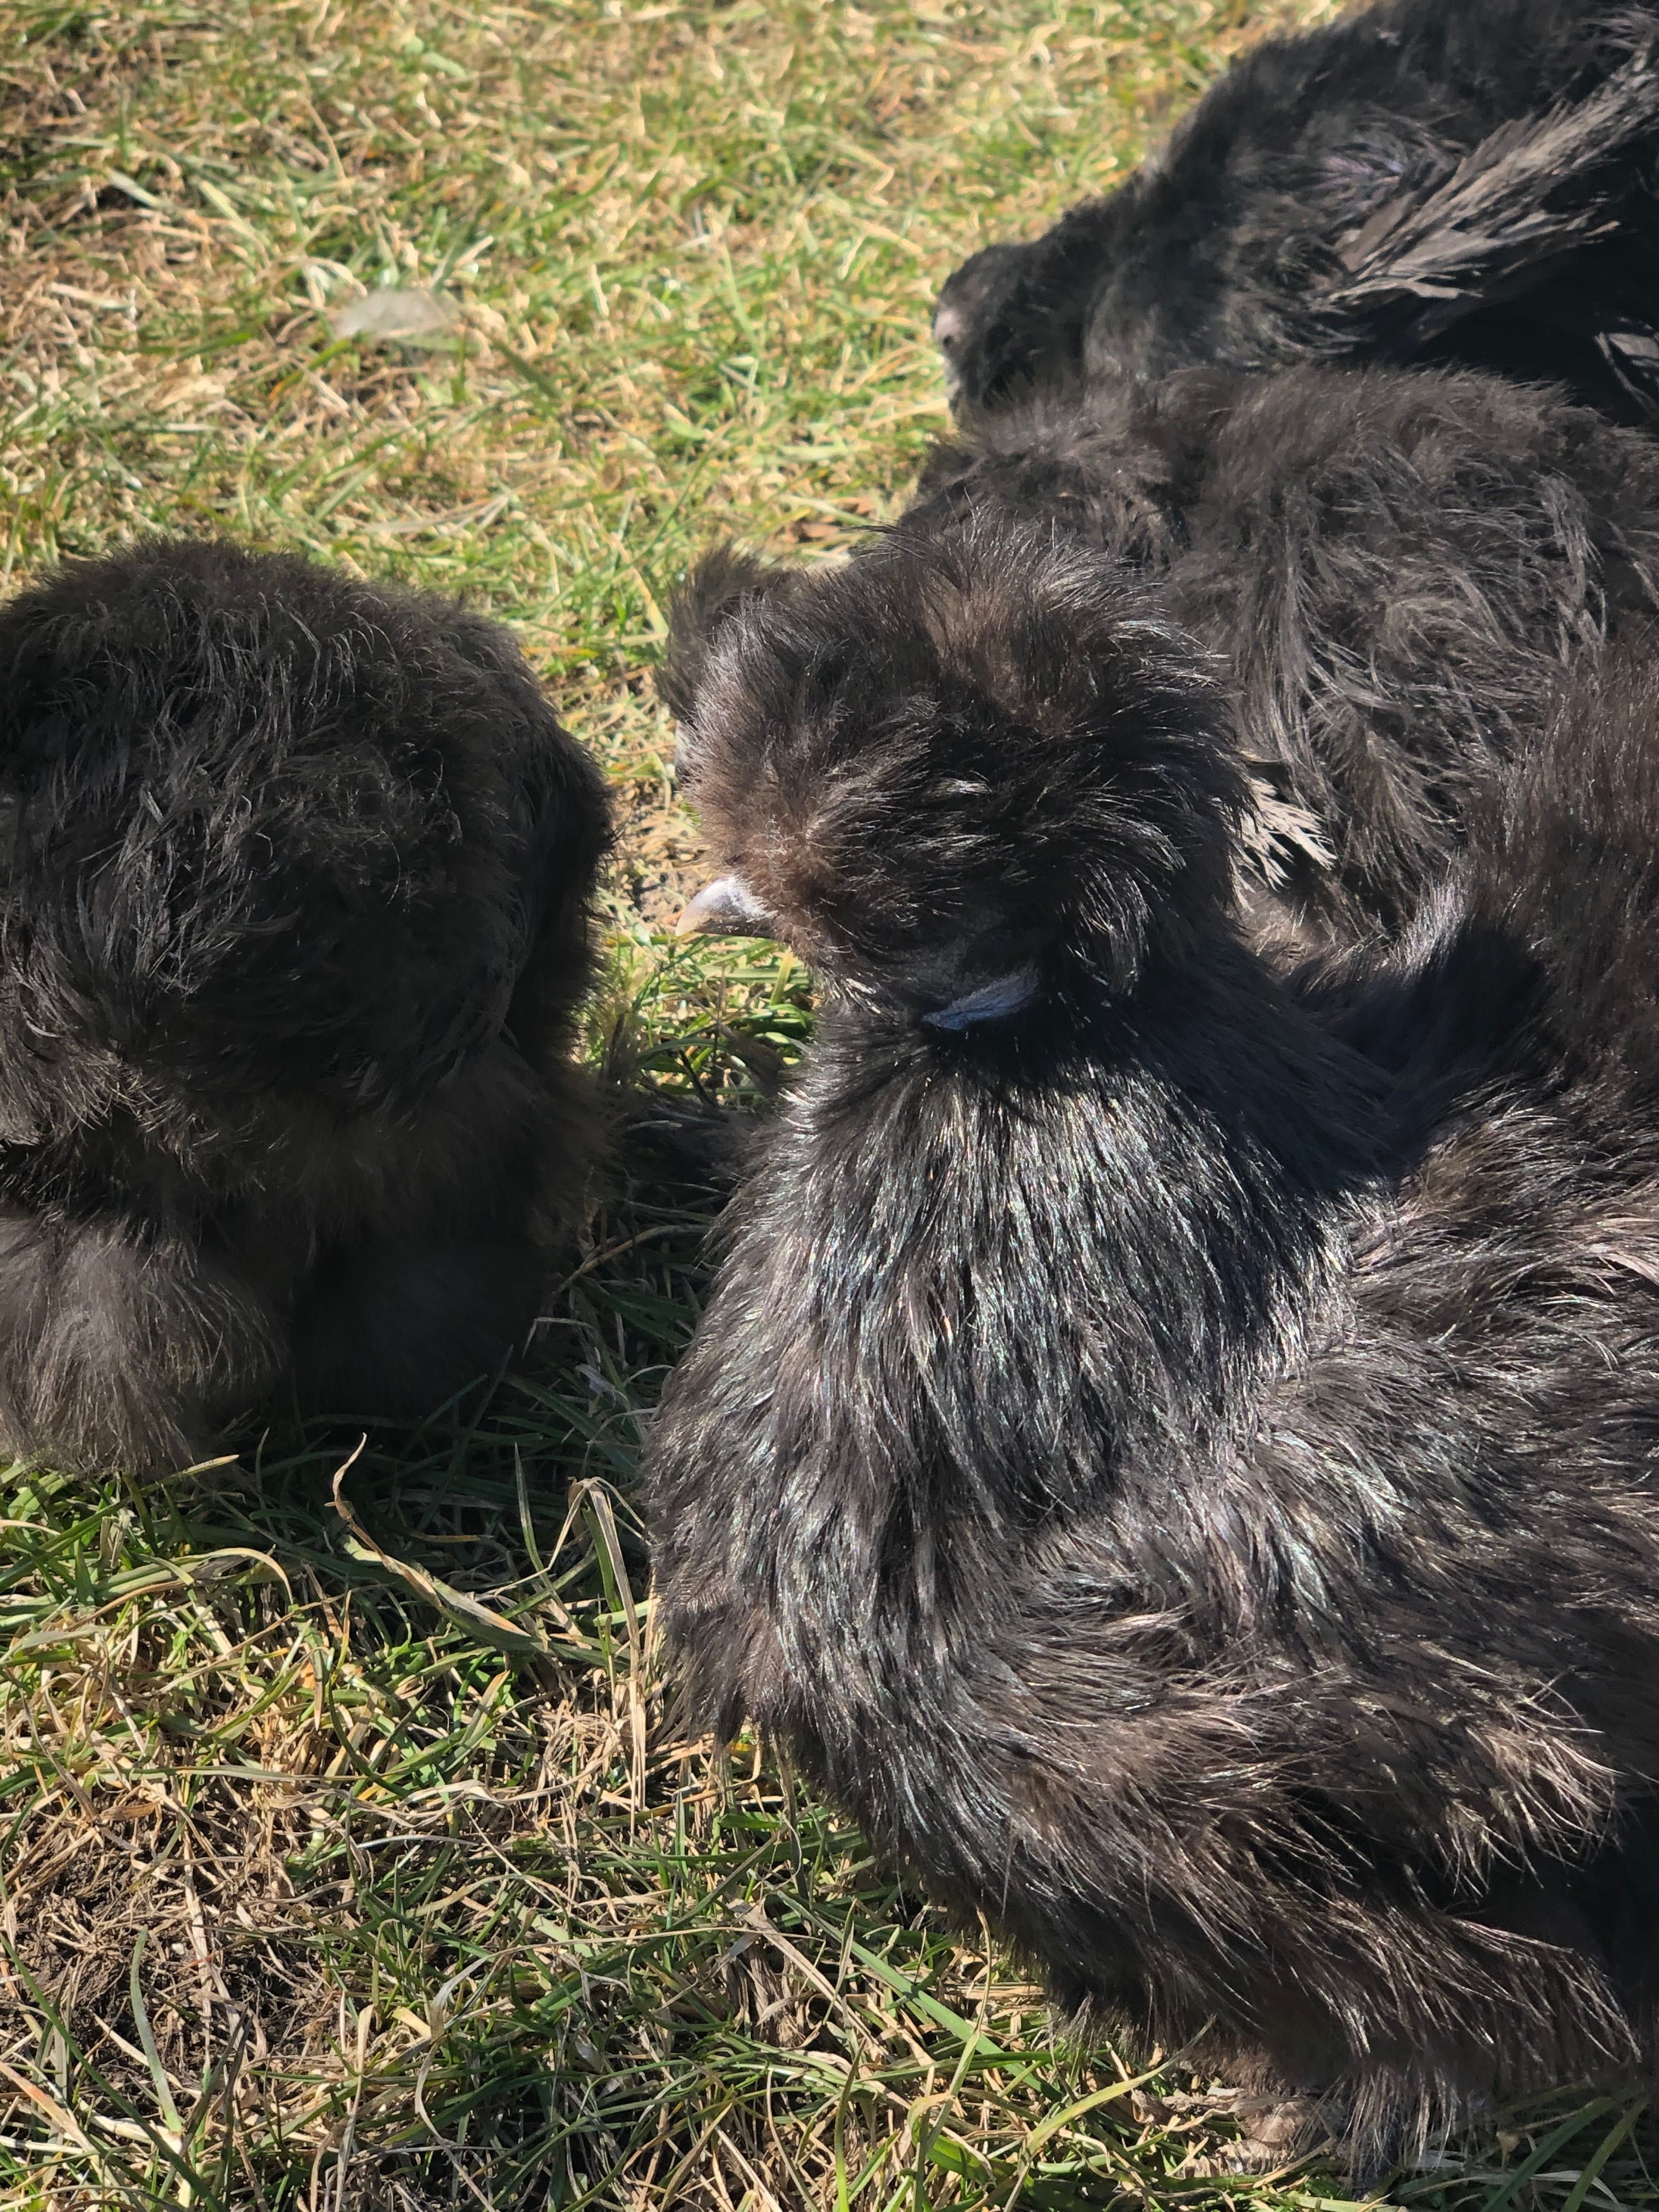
top-left (663, 512), bottom-right (1246, 1024)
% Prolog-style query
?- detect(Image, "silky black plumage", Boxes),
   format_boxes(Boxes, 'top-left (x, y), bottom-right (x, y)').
top-left (0, 537), bottom-right (610, 1472)
top-left (933, 0), bottom-right (1659, 420)
top-left (647, 513), bottom-right (1659, 2155)
top-left (681, 362), bottom-right (1659, 945)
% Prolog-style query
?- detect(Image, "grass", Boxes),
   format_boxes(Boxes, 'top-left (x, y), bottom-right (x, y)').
top-left (2, 0), bottom-right (1657, 2204)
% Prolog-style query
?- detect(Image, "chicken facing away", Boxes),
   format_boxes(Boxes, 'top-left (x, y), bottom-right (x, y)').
top-left (935, 0), bottom-right (1659, 424)
top-left (0, 537), bottom-right (610, 1472)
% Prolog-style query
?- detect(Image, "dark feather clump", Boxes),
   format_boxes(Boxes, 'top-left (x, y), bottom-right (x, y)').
top-left (918, 360), bottom-right (1659, 939)
top-left (647, 512), bottom-right (1659, 2158)
top-left (702, 361), bottom-right (1659, 946)
top-left (665, 522), bottom-right (1242, 1007)
top-left (934, 0), bottom-right (1659, 421)
top-left (0, 536), bottom-right (610, 1472)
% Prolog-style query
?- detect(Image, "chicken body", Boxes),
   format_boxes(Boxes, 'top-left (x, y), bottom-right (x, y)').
top-left (650, 517), bottom-right (1659, 2157)
top-left (936, 0), bottom-right (1659, 422)
top-left (0, 538), bottom-right (609, 1470)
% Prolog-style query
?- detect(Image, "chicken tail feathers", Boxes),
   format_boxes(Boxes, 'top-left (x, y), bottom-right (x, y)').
top-left (1316, 46), bottom-right (1659, 399)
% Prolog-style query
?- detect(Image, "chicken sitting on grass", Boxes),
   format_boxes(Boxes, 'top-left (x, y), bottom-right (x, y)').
top-left (935, 0), bottom-right (1659, 421)
top-left (647, 513), bottom-right (1659, 2161)
top-left (0, 537), bottom-right (610, 1474)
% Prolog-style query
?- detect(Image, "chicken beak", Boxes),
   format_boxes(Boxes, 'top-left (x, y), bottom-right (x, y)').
top-left (675, 874), bottom-right (778, 939)
top-left (932, 302), bottom-right (966, 349)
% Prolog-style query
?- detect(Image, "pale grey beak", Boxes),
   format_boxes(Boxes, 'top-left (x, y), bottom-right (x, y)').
top-left (675, 874), bottom-right (778, 939)
top-left (932, 302), bottom-right (968, 352)
top-left (933, 303), bottom-right (968, 402)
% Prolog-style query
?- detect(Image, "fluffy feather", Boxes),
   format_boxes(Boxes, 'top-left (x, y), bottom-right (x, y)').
top-left (0, 536), bottom-right (610, 1471)
top-left (688, 361), bottom-right (1659, 945)
top-left (647, 512), bottom-right (1659, 2157)
top-left (934, 0), bottom-right (1659, 420)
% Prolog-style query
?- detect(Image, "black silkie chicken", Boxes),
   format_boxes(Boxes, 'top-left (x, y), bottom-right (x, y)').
top-left (648, 513), bottom-right (1659, 2157)
top-left (765, 359), bottom-right (1659, 945)
top-left (935, 0), bottom-right (1659, 420)
top-left (0, 538), bottom-right (609, 1474)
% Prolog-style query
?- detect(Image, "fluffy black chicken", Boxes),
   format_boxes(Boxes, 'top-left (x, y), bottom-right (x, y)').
top-left (934, 0), bottom-right (1659, 420)
top-left (694, 361), bottom-right (1659, 945)
top-left (647, 511), bottom-right (1659, 2157)
top-left (0, 537), bottom-right (610, 1474)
